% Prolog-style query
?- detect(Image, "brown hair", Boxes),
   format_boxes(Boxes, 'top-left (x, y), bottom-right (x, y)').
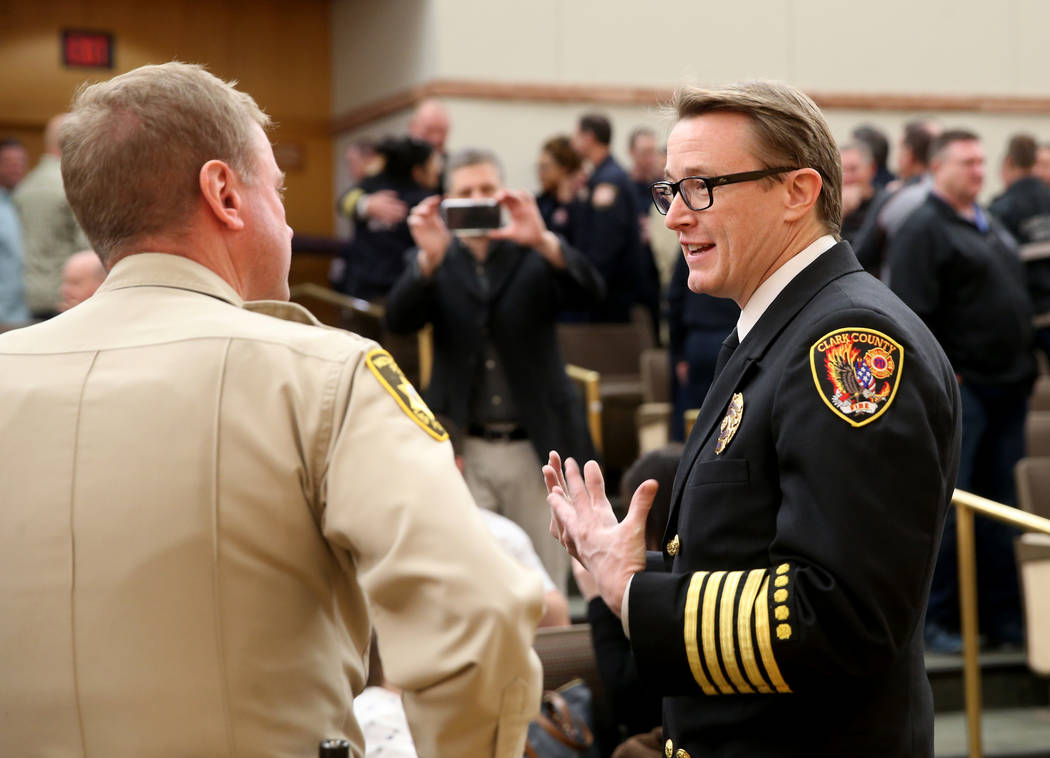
top-left (60, 61), bottom-right (270, 264)
top-left (672, 81), bottom-right (842, 236)
top-left (1006, 133), bottom-right (1038, 170)
top-left (541, 135), bottom-right (582, 173)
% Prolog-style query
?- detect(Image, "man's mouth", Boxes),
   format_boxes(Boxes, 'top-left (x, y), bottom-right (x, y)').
top-left (684, 243), bottom-right (716, 256)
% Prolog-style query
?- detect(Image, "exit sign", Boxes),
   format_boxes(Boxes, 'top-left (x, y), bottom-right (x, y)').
top-left (62, 30), bottom-right (113, 69)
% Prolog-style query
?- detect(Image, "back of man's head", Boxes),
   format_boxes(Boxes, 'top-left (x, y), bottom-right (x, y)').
top-left (0, 137), bottom-right (28, 190)
top-left (578, 114), bottom-right (612, 147)
top-left (672, 80), bottom-right (843, 236)
top-left (852, 124), bottom-right (890, 172)
top-left (1005, 133), bottom-right (1038, 172)
top-left (900, 120), bottom-right (939, 174)
top-left (60, 61), bottom-right (270, 265)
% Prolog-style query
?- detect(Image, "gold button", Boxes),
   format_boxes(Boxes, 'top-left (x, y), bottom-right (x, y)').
top-left (676, 749), bottom-right (691, 758)
top-left (773, 588), bottom-right (788, 603)
top-left (776, 563), bottom-right (790, 575)
top-left (775, 605), bottom-right (790, 621)
top-left (666, 534), bottom-right (680, 556)
top-left (776, 623), bottom-right (792, 640)
top-left (774, 575), bottom-right (788, 587)
top-left (664, 738), bottom-right (673, 758)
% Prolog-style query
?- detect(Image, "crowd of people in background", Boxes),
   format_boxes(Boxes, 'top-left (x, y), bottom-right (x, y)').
top-left (4, 94), bottom-right (1050, 756)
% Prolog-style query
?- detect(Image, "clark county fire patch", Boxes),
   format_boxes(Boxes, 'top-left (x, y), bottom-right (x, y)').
top-left (809, 328), bottom-right (903, 427)
top-left (365, 348), bottom-right (449, 441)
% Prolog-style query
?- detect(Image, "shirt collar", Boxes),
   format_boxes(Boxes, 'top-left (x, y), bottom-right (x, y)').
top-left (97, 252), bottom-right (245, 307)
top-left (737, 234), bottom-right (836, 341)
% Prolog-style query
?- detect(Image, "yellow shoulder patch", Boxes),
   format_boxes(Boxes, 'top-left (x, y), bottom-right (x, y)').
top-left (809, 327), bottom-right (903, 427)
top-left (592, 182), bottom-right (618, 208)
top-left (365, 348), bottom-right (448, 441)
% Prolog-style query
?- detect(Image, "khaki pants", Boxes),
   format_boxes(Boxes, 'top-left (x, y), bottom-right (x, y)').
top-left (462, 437), bottom-right (569, 595)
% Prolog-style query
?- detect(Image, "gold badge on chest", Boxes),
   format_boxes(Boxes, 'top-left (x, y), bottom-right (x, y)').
top-left (715, 392), bottom-right (744, 455)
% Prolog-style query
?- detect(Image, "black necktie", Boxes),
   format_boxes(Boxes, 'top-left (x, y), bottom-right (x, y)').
top-left (714, 329), bottom-right (740, 378)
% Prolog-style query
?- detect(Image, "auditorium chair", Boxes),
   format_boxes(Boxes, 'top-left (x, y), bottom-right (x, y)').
top-left (557, 308), bottom-right (655, 483)
top-left (1015, 457), bottom-right (1050, 521)
top-left (1016, 534), bottom-right (1050, 678)
top-left (1026, 412), bottom-right (1050, 458)
top-left (636, 347), bottom-right (671, 454)
top-left (1030, 375), bottom-right (1050, 412)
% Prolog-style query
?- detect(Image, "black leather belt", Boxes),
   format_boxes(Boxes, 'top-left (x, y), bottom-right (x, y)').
top-left (468, 424), bottom-right (528, 441)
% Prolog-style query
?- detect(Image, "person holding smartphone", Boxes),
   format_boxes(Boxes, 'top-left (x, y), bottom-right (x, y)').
top-left (385, 147), bottom-right (605, 593)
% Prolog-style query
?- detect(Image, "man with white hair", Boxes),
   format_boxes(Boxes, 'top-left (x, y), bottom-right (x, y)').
top-left (0, 62), bottom-right (542, 758)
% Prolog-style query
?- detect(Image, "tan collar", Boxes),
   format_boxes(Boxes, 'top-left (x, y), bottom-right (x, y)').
top-left (98, 253), bottom-right (244, 307)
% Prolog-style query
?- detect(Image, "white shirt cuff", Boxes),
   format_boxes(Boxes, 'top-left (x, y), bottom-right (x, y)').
top-left (620, 573), bottom-right (634, 639)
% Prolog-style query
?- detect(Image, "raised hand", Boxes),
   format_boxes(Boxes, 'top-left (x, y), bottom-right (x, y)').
top-left (543, 451), bottom-right (658, 616)
top-left (488, 189), bottom-right (566, 268)
top-left (407, 195), bottom-right (452, 277)
top-left (365, 190), bottom-right (409, 225)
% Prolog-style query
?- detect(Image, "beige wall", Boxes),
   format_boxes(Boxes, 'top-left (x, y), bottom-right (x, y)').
top-left (0, 0), bottom-right (333, 235)
top-left (331, 0), bottom-right (1050, 214)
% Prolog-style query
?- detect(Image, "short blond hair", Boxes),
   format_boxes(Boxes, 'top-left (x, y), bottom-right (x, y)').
top-left (673, 81), bottom-right (842, 236)
top-left (60, 61), bottom-right (271, 263)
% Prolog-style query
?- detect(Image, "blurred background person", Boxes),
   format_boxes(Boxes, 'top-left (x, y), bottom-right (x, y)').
top-left (852, 123), bottom-right (896, 189)
top-left (536, 134), bottom-right (584, 241)
top-left (888, 129), bottom-right (1032, 653)
top-left (627, 127), bottom-right (662, 219)
top-left (569, 112), bottom-right (646, 323)
top-left (58, 249), bottom-right (106, 312)
top-left (0, 137), bottom-right (29, 192)
top-left (666, 254), bottom-right (738, 441)
top-left (854, 120), bottom-right (940, 277)
top-left (989, 133), bottom-right (1050, 361)
top-left (0, 141), bottom-right (28, 324)
top-left (385, 147), bottom-right (604, 593)
top-left (839, 140), bottom-right (882, 244)
top-left (13, 114), bottom-right (89, 320)
top-left (332, 136), bottom-right (442, 303)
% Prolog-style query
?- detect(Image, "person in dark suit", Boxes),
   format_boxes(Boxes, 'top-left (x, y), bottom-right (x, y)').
top-left (385, 147), bottom-right (604, 593)
top-left (543, 81), bottom-right (961, 758)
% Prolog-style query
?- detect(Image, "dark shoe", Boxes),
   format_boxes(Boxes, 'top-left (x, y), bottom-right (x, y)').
top-left (925, 624), bottom-right (963, 654)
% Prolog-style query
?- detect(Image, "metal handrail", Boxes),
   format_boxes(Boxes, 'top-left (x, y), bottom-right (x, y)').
top-left (288, 283), bottom-right (385, 319)
top-left (951, 488), bottom-right (1050, 758)
top-left (565, 364), bottom-right (603, 455)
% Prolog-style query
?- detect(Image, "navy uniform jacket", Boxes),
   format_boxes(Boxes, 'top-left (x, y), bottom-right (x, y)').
top-left (628, 242), bottom-right (961, 758)
top-left (571, 155), bottom-right (645, 322)
top-left (384, 236), bottom-right (604, 464)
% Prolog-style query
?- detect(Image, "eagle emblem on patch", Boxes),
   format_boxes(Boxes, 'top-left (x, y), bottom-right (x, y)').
top-left (809, 328), bottom-right (903, 427)
top-left (365, 348), bottom-right (448, 441)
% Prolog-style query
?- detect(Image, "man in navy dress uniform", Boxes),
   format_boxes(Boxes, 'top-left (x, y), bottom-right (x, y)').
top-left (545, 81), bottom-right (961, 758)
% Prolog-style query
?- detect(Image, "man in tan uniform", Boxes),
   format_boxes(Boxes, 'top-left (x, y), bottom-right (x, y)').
top-left (0, 62), bottom-right (543, 757)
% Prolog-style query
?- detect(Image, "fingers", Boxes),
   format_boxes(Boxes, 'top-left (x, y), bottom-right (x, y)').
top-left (582, 459), bottom-right (607, 505)
top-left (625, 478), bottom-right (659, 528)
top-left (563, 457), bottom-right (586, 502)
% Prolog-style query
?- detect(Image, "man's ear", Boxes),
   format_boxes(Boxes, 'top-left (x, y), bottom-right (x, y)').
top-left (199, 159), bottom-right (245, 231)
top-left (783, 167), bottom-right (823, 222)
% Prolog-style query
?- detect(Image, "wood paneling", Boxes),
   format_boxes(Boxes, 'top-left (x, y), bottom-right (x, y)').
top-left (331, 78), bottom-right (1050, 135)
top-left (0, 0), bottom-right (333, 234)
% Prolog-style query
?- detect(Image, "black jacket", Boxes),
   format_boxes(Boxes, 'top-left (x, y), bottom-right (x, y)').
top-left (989, 175), bottom-right (1050, 314)
top-left (384, 237), bottom-right (604, 463)
top-left (628, 242), bottom-right (961, 757)
top-left (888, 193), bottom-right (1035, 384)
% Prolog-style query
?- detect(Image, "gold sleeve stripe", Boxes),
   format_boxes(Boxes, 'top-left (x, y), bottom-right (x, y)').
top-left (339, 187), bottom-right (365, 217)
top-left (701, 571), bottom-right (734, 694)
top-left (684, 571), bottom-right (717, 695)
top-left (736, 569), bottom-right (773, 693)
top-left (718, 570), bottom-right (754, 694)
top-left (754, 575), bottom-right (792, 693)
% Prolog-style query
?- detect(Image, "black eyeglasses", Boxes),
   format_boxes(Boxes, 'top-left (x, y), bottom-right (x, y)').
top-left (650, 167), bottom-right (798, 215)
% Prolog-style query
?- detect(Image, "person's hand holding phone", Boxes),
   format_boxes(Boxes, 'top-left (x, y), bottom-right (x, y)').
top-left (407, 196), bottom-right (452, 278)
top-left (488, 189), bottom-right (566, 269)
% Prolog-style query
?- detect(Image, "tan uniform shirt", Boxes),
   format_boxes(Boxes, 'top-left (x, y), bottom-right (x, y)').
top-left (11, 154), bottom-right (90, 313)
top-left (0, 253), bottom-right (543, 757)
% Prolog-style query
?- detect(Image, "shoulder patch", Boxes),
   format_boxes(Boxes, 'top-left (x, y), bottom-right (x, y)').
top-left (809, 328), bottom-right (903, 427)
top-left (365, 348), bottom-right (448, 441)
top-left (592, 182), bottom-right (618, 208)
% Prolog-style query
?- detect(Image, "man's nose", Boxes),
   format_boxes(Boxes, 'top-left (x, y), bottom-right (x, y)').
top-left (664, 192), bottom-right (693, 231)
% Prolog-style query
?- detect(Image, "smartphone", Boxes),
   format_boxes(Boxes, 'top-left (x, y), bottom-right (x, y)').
top-left (441, 199), bottom-right (502, 235)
